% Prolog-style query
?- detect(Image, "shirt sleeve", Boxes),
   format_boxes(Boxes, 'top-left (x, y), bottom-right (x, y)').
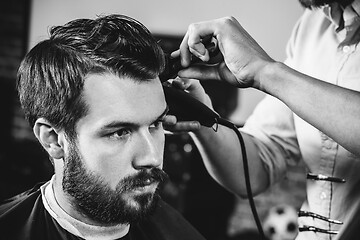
top-left (284, 9), bottom-right (307, 69)
top-left (240, 94), bottom-right (302, 185)
top-left (239, 12), bottom-right (305, 185)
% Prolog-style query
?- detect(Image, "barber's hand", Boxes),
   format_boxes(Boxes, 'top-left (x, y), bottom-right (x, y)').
top-left (163, 114), bottom-right (201, 133)
top-left (173, 16), bottom-right (274, 89)
top-left (163, 78), bottom-right (213, 133)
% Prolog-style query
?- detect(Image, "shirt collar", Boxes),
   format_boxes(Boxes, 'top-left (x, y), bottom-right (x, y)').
top-left (323, 0), bottom-right (360, 31)
top-left (352, 0), bottom-right (360, 16)
top-left (41, 176), bottom-right (130, 240)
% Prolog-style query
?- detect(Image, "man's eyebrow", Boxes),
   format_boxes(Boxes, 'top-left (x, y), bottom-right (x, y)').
top-left (100, 106), bottom-right (169, 131)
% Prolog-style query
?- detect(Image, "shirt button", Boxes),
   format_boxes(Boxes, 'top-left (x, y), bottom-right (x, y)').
top-left (343, 45), bottom-right (351, 53)
top-left (320, 191), bottom-right (327, 200)
top-left (324, 140), bottom-right (332, 149)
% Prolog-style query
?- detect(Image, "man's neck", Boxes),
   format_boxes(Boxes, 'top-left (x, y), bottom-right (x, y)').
top-left (52, 174), bottom-right (93, 225)
top-left (41, 176), bottom-right (130, 240)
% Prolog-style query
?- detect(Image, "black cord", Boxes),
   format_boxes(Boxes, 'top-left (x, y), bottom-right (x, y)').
top-left (217, 118), bottom-right (265, 239)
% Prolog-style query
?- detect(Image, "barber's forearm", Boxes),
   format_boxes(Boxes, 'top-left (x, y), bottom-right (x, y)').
top-left (190, 124), bottom-right (269, 197)
top-left (259, 62), bottom-right (360, 155)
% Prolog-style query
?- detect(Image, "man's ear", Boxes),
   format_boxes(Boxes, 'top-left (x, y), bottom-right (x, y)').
top-left (33, 118), bottom-right (65, 159)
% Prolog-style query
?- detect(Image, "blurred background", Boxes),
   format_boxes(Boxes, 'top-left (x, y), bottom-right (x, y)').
top-left (1, 0), bottom-right (306, 239)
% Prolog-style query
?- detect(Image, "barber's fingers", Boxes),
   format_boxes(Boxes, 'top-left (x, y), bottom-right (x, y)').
top-left (174, 17), bottom-right (245, 67)
top-left (171, 77), bottom-right (205, 96)
top-left (178, 63), bottom-right (241, 87)
top-left (177, 31), bottom-right (192, 67)
top-left (180, 17), bottom-right (241, 60)
top-left (172, 17), bottom-right (227, 67)
top-left (178, 65), bottom-right (219, 81)
top-left (164, 120), bottom-right (201, 133)
top-left (171, 78), bottom-right (214, 108)
top-left (163, 115), bottom-right (177, 125)
top-left (178, 24), bottom-right (215, 66)
top-left (163, 115), bottom-right (201, 133)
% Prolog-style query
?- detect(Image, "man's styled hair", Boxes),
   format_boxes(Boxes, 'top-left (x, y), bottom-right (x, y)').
top-left (17, 14), bottom-right (165, 138)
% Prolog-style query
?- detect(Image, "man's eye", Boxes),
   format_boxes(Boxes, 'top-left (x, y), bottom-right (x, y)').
top-left (109, 129), bottom-right (131, 139)
top-left (149, 120), bottom-right (163, 131)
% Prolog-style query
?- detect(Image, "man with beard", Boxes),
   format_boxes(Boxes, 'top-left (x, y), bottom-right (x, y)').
top-left (166, 0), bottom-right (360, 239)
top-left (0, 14), bottom-right (205, 240)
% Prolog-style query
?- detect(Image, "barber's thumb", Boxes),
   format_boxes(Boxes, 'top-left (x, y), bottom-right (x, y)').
top-left (178, 65), bottom-right (220, 81)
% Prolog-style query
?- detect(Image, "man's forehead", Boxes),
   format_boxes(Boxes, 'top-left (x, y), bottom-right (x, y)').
top-left (83, 72), bottom-right (163, 102)
top-left (79, 73), bottom-right (166, 128)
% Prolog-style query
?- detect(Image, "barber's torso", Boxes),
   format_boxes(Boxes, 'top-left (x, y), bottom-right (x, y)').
top-left (287, 3), bottom-right (360, 240)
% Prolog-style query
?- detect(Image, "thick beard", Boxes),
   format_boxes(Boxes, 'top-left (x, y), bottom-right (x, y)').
top-left (299, 0), bottom-right (354, 8)
top-left (62, 142), bottom-right (168, 225)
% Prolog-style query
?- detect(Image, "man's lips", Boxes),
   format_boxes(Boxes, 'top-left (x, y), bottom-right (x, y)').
top-left (133, 182), bottom-right (158, 194)
top-left (132, 177), bottom-right (159, 193)
top-left (121, 168), bottom-right (167, 194)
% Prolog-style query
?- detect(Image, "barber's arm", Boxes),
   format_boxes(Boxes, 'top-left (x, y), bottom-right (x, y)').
top-left (164, 15), bottom-right (360, 197)
top-left (164, 78), bottom-right (270, 197)
top-left (175, 16), bottom-right (360, 157)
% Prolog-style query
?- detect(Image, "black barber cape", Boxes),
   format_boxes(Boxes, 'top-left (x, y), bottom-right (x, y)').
top-left (0, 184), bottom-right (206, 240)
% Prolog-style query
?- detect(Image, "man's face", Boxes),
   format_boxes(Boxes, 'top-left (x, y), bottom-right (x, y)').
top-left (299, 0), bottom-right (354, 8)
top-left (62, 73), bottom-right (168, 225)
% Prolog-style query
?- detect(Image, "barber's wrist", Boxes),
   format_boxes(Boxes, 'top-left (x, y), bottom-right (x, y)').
top-left (256, 61), bottom-right (287, 94)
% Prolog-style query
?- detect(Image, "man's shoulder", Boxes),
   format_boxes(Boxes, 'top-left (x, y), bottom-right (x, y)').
top-left (134, 199), bottom-right (206, 240)
top-left (0, 183), bottom-right (64, 240)
top-left (0, 183), bottom-right (43, 214)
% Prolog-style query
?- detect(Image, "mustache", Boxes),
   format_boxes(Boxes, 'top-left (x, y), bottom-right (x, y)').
top-left (119, 168), bottom-right (169, 191)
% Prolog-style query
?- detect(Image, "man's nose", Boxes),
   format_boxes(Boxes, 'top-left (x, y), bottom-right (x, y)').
top-left (132, 131), bottom-right (162, 169)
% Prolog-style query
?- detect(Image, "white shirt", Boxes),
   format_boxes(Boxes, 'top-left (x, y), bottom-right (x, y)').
top-left (241, 1), bottom-right (360, 240)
